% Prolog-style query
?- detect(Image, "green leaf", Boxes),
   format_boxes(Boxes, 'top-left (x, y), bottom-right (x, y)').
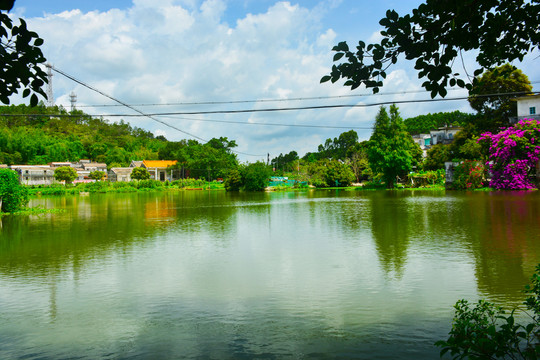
top-left (456, 79), bottom-right (465, 88)
top-left (320, 75), bottom-right (331, 83)
top-left (335, 41), bottom-right (349, 52)
top-left (333, 52), bottom-right (344, 62)
top-left (30, 93), bottom-right (38, 107)
top-left (22, 88), bottom-right (30, 98)
top-left (34, 38), bottom-right (44, 46)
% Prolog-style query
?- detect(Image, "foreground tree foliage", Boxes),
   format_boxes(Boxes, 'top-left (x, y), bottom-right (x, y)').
top-left (0, 168), bottom-right (28, 212)
top-left (321, 0), bottom-right (540, 98)
top-left (436, 264), bottom-right (540, 359)
top-left (1, 0), bottom-right (48, 105)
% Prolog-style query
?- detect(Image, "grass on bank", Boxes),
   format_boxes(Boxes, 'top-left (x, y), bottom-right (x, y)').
top-left (26, 179), bottom-right (225, 196)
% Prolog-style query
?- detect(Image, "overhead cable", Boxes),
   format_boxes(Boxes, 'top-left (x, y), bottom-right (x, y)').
top-left (50, 66), bottom-right (265, 157)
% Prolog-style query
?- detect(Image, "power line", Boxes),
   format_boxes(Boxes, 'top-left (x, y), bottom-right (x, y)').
top-left (3, 90), bottom-right (537, 129)
top-left (135, 115), bottom-right (374, 130)
top-left (18, 90), bottom-right (537, 117)
top-left (73, 81), bottom-right (540, 108)
top-left (50, 66), bottom-right (265, 157)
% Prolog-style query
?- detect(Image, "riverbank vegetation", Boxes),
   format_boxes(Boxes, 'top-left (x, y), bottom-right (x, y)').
top-left (26, 178), bottom-right (224, 197)
top-left (437, 264), bottom-right (540, 359)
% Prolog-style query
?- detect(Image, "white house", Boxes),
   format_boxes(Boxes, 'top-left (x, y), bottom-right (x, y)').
top-left (10, 165), bottom-right (57, 185)
top-left (430, 126), bottom-right (462, 145)
top-left (412, 134), bottom-right (432, 158)
top-left (514, 94), bottom-right (540, 121)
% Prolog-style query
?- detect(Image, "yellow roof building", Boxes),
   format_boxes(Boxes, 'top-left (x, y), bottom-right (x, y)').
top-left (142, 160), bottom-right (177, 169)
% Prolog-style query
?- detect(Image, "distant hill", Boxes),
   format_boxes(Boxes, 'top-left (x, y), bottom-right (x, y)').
top-left (404, 111), bottom-right (478, 135)
top-left (0, 104), bottom-right (166, 166)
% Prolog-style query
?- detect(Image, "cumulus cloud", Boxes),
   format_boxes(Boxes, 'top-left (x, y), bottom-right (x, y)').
top-left (16, 1), bottom-right (485, 160)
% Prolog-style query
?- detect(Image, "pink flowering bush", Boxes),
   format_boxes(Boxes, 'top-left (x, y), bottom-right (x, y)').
top-left (478, 119), bottom-right (540, 189)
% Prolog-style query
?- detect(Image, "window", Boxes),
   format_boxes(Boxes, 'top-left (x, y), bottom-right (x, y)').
top-left (531, 107), bottom-right (536, 115)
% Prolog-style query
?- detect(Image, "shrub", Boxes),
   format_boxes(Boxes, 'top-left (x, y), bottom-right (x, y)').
top-left (240, 162), bottom-right (271, 191)
top-left (407, 169), bottom-right (445, 187)
top-left (452, 161), bottom-right (485, 190)
top-left (88, 170), bottom-right (106, 181)
top-left (0, 168), bottom-right (28, 212)
top-left (325, 160), bottom-right (355, 187)
top-left (224, 169), bottom-right (242, 191)
top-left (478, 119), bottom-right (540, 189)
top-left (436, 264), bottom-right (540, 359)
top-left (137, 179), bottom-right (163, 189)
top-left (131, 167), bottom-right (150, 181)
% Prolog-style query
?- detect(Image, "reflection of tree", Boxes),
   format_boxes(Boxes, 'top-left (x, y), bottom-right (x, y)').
top-left (0, 192), bottom-right (238, 277)
top-left (369, 191), bottom-right (411, 278)
top-left (470, 192), bottom-right (540, 303)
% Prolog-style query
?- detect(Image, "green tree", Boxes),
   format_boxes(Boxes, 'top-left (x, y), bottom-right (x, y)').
top-left (0, 168), bottom-right (28, 212)
top-left (468, 64), bottom-right (533, 131)
top-left (131, 167), bottom-right (150, 180)
top-left (448, 125), bottom-right (484, 161)
top-left (368, 105), bottom-right (415, 188)
top-left (223, 168), bottom-right (242, 191)
top-left (423, 144), bottom-right (450, 170)
top-left (324, 160), bottom-right (355, 187)
top-left (1, 1), bottom-right (48, 105)
top-left (313, 130), bottom-right (359, 161)
top-left (271, 150), bottom-right (299, 173)
top-left (347, 141), bottom-right (371, 183)
top-left (239, 162), bottom-right (271, 191)
top-left (54, 166), bottom-right (77, 184)
top-left (321, 0), bottom-right (539, 98)
top-left (88, 170), bottom-right (106, 181)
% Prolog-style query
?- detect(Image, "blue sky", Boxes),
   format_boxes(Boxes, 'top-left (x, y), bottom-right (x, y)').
top-left (8, 0), bottom-right (540, 160)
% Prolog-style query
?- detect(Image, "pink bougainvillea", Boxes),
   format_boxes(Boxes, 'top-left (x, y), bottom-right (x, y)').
top-left (478, 119), bottom-right (540, 189)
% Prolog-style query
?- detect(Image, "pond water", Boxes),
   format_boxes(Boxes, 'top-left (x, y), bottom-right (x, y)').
top-left (0, 190), bottom-right (539, 359)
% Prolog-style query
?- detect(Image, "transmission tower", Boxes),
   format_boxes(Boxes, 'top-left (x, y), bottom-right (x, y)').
top-left (69, 92), bottom-right (77, 111)
top-left (45, 63), bottom-right (54, 107)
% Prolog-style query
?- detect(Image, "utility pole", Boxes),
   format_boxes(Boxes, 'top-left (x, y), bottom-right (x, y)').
top-left (45, 63), bottom-right (54, 107)
top-left (69, 91), bottom-right (77, 111)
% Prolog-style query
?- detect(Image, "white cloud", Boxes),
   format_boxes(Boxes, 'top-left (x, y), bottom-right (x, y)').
top-left (317, 28), bottom-right (336, 49)
top-left (154, 129), bottom-right (168, 137)
top-left (16, 1), bottom-right (503, 161)
top-left (368, 29), bottom-right (383, 43)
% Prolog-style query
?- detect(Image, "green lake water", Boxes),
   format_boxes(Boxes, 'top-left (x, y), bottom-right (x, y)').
top-left (0, 190), bottom-right (539, 359)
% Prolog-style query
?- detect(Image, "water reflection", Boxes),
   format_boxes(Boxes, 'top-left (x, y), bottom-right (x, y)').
top-left (369, 191), bottom-right (413, 278)
top-left (466, 191), bottom-right (540, 303)
top-left (0, 192), bottom-right (241, 277)
top-left (1, 190), bottom-right (540, 359)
